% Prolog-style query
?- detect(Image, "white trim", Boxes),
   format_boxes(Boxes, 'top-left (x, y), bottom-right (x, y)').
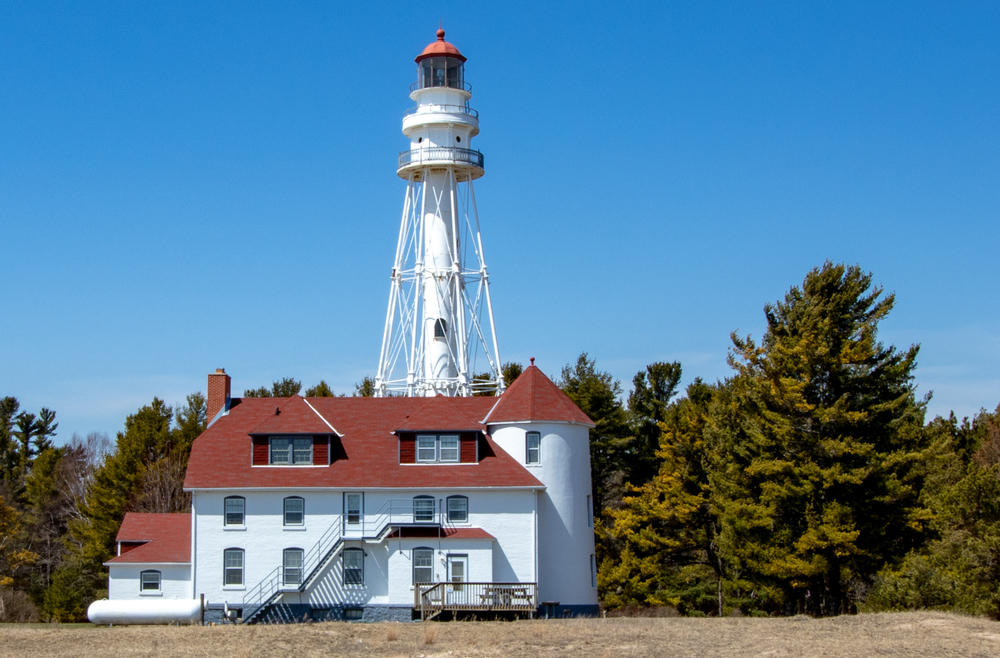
top-left (483, 419), bottom-right (596, 428)
top-left (301, 398), bottom-right (342, 435)
top-left (105, 561), bottom-right (191, 567)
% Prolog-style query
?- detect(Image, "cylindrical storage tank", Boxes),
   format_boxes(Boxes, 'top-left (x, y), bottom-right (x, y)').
top-left (87, 598), bottom-right (203, 625)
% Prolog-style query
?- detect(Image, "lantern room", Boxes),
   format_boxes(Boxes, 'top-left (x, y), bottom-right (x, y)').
top-left (415, 29), bottom-right (467, 91)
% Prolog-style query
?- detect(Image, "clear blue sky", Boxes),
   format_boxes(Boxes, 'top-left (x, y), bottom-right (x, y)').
top-left (2, 1), bottom-right (998, 442)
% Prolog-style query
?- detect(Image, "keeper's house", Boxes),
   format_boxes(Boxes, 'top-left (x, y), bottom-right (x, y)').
top-left (105, 364), bottom-right (599, 622)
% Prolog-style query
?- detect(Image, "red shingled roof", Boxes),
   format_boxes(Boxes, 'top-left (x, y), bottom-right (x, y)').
top-left (250, 395), bottom-right (336, 435)
top-left (416, 28), bottom-right (466, 63)
top-left (485, 365), bottom-right (594, 426)
top-left (107, 513), bottom-right (191, 564)
top-left (184, 396), bottom-right (543, 490)
top-left (386, 527), bottom-right (494, 539)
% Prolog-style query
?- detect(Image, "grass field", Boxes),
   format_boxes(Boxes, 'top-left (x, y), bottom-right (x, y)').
top-left (1, 612), bottom-right (998, 657)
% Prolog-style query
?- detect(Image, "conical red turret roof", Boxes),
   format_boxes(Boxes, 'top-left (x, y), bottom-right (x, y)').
top-left (485, 364), bottom-right (595, 426)
top-left (416, 28), bottom-right (467, 63)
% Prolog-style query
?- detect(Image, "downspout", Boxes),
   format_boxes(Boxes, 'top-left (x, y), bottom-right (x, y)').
top-left (190, 493), bottom-right (197, 600)
top-left (533, 489), bottom-right (539, 591)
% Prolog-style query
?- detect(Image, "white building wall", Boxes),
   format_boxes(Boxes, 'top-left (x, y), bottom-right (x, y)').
top-left (191, 487), bottom-right (537, 608)
top-left (108, 564), bottom-right (191, 600)
top-left (192, 489), bottom-right (342, 606)
top-left (490, 423), bottom-right (598, 608)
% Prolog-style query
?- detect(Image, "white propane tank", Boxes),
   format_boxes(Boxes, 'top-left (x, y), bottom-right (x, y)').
top-left (87, 598), bottom-right (203, 625)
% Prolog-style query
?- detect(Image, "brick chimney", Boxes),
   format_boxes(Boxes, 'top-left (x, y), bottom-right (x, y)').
top-left (207, 368), bottom-right (231, 424)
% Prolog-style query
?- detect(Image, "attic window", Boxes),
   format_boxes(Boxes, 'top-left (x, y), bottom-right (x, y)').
top-left (270, 436), bottom-right (313, 465)
top-left (416, 434), bottom-right (460, 463)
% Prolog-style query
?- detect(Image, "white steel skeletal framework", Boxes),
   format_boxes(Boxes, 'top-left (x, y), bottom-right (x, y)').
top-left (376, 30), bottom-right (503, 398)
top-left (376, 167), bottom-right (503, 397)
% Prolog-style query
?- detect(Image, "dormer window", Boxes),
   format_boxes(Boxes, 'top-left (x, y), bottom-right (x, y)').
top-left (416, 434), bottom-right (460, 463)
top-left (269, 436), bottom-right (313, 465)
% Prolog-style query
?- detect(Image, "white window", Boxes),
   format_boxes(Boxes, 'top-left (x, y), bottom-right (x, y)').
top-left (269, 436), bottom-right (313, 465)
top-left (413, 547), bottom-right (434, 584)
top-left (343, 548), bottom-right (364, 586)
top-left (283, 548), bottom-right (303, 586)
top-left (439, 436), bottom-right (460, 462)
top-left (526, 432), bottom-right (540, 464)
top-left (416, 435), bottom-right (437, 462)
top-left (140, 570), bottom-right (161, 592)
top-left (225, 496), bottom-right (245, 526)
top-left (345, 493), bottom-right (362, 525)
top-left (413, 495), bottom-right (436, 522)
top-left (447, 495), bottom-right (468, 523)
top-left (224, 548), bottom-right (244, 586)
top-left (415, 434), bottom-right (461, 463)
top-left (284, 497), bottom-right (304, 526)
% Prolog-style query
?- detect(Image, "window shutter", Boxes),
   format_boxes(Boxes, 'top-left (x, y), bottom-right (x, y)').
top-left (252, 436), bottom-right (269, 465)
top-left (460, 433), bottom-right (477, 463)
top-left (313, 436), bottom-right (329, 465)
top-left (399, 434), bottom-right (416, 463)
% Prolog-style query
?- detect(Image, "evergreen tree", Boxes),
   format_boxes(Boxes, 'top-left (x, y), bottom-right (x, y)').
top-left (711, 262), bottom-right (929, 616)
top-left (244, 377), bottom-right (302, 398)
top-left (627, 361), bottom-right (683, 486)
top-left (559, 353), bottom-right (630, 515)
top-left (61, 399), bottom-right (174, 616)
top-left (0, 397), bottom-right (19, 488)
top-left (305, 381), bottom-right (336, 397)
top-left (865, 405), bottom-right (1000, 618)
top-left (502, 362), bottom-right (524, 387)
top-left (172, 393), bottom-right (206, 454)
top-left (12, 413), bottom-right (39, 491)
top-left (602, 378), bottom-right (724, 614)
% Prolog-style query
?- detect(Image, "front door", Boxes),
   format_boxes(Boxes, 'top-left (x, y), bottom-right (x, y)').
top-left (345, 493), bottom-right (363, 536)
top-left (446, 554), bottom-right (468, 605)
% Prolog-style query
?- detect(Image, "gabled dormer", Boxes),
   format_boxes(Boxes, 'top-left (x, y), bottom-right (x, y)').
top-left (248, 396), bottom-right (340, 467)
top-left (394, 395), bottom-right (485, 464)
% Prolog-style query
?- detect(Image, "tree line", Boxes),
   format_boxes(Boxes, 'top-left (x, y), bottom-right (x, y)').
top-left (1, 261), bottom-right (996, 620)
top-left (561, 263), bottom-right (1000, 618)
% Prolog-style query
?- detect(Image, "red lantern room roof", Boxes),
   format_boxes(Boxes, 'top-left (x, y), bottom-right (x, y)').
top-left (415, 28), bottom-right (467, 63)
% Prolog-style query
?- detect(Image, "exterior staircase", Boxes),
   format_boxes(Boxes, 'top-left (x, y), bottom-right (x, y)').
top-left (241, 500), bottom-right (440, 624)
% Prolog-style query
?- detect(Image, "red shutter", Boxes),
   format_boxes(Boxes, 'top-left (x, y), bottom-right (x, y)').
top-left (460, 433), bottom-right (478, 463)
top-left (252, 436), bottom-right (268, 465)
top-left (313, 436), bottom-right (329, 465)
top-left (399, 434), bottom-right (415, 464)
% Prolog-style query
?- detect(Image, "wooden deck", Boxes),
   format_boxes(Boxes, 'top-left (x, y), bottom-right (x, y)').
top-left (415, 582), bottom-right (537, 620)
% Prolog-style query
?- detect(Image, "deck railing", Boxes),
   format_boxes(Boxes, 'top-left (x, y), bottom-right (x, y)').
top-left (416, 582), bottom-right (537, 621)
top-left (398, 146), bottom-right (484, 170)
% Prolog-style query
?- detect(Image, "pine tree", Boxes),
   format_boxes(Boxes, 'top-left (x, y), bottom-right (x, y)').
top-left (711, 262), bottom-right (930, 616)
top-left (559, 353), bottom-right (630, 515)
top-left (627, 361), bottom-right (683, 486)
top-left (601, 379), bottom-right (724, 614)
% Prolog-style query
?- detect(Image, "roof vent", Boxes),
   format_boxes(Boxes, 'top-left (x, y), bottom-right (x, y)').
top-left (274, 406), bottom-right (280, 416)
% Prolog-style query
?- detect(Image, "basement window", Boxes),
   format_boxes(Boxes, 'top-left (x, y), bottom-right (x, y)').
top-left (344, 607), bottom-right (363, 621)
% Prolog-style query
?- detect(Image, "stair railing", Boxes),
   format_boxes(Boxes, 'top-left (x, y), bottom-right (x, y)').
top-left (242, 498), bottom-right (443, 620)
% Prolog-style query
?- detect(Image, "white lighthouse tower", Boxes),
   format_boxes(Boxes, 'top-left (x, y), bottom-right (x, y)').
top-left (376, 30), bottom-right (503, 398)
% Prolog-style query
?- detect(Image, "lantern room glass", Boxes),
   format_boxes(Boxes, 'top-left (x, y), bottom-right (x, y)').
top-left (418, 56), bottom-right (464, 90)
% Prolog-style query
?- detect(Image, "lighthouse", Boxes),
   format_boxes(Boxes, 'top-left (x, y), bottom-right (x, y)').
top-left (376, 29), bottom-right (503, 398)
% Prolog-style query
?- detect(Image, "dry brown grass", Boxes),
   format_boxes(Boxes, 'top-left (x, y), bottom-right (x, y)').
top-left (1, 611), bottom-right (999, 657)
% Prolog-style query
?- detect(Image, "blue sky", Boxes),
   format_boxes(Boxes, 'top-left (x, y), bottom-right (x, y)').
top-left (2, 1), bottom-right (998, 442)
